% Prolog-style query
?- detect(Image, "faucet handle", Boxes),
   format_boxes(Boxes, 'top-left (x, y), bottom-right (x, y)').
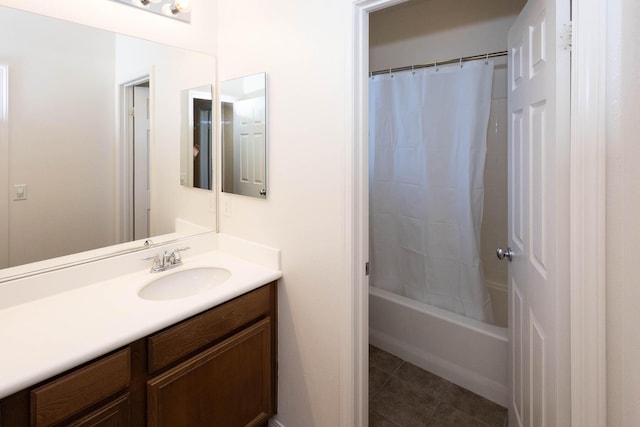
top-left (171, 247), bottom-right (190, 263)
top-left (142, 254), bottom-right (162, 271)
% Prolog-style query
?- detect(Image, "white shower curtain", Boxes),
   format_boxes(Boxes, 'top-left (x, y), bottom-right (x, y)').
top-left (369, 59), bottom-right (494, 323)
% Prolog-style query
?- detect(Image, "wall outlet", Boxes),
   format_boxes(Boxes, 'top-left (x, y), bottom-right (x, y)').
top-left (13, 184), bottom-right (27, 201)
top-left (222, 198), bottom-right (231, 217)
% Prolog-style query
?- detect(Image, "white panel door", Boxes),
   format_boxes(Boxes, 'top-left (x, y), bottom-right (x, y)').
top-left (133, 86), bottom-right (150, 240)
top-left (507, 0), bottom-right (570, 425)
top-left (233, 97), bottom-right (266, 197)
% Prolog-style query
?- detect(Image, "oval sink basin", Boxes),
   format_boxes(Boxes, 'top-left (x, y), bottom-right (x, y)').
top-left (138, 267), bottom-right (231, 301)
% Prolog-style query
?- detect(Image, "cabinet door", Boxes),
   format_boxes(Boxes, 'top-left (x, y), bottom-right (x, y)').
top-left (147, 318), bottom-right (271, 427)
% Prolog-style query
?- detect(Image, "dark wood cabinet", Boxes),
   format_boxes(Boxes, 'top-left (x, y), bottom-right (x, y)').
top-left (148, 318), bottom-right (271, 427)
top-left (0, 282), bottom-right (277, 427)
top-left (31, 349), bottom-right (131, 427)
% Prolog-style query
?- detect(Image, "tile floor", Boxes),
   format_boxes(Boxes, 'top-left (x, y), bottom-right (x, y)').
top-left (369, 346), bottom-right (508, 427)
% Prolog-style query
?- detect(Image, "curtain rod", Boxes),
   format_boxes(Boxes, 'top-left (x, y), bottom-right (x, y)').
top-left (370, 50), bottom-right (508, 77)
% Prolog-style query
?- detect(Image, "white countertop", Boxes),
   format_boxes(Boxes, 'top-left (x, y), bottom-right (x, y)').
top-left (0, 237), bottom-right (281, 399)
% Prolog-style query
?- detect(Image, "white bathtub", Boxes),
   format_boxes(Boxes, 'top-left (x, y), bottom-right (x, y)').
top-left (369, 286), bottom-right (508, 406)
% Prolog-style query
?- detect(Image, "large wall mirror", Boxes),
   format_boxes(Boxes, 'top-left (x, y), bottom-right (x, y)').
top-left (221, 73), bottom-right (267, 199)
top-left (0, 5), bottom-right (216, 279)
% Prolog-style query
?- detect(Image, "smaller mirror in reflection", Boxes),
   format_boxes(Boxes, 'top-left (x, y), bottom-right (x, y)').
top-left (181, 85), bottom-right (213, 190)
top-left (221, 73), bottom-right (267, 198)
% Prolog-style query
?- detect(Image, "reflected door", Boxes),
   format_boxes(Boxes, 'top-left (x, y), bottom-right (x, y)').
top-left (133, 85), bottom-right (150, 240)
top-left (233, 97), bottom-right (266, 198)
top-left (507, 0), bottom-right (570, 425)
top-left (192, 98), bottom-right (212, 190)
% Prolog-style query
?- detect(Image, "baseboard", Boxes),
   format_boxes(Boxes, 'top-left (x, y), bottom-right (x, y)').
top-left (485, 279), bottom-right (507, 293)
top-left (370, 329), bottom-right (508, 407)
top-left (269, 418), bottom-right (286, 427)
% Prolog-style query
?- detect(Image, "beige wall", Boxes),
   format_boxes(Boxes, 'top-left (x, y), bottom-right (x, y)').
top-left (607, 0), bottom-right (640, 424)
top-left (369, 0), bottom-right (525, 72)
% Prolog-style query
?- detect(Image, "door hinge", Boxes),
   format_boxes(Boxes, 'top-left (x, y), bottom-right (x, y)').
top-left (560, 21), bottom-right (572, 51)
top-left (129, 107), bottom-right (136, 118)
top-left (365, 262), bottom-right (370, 276)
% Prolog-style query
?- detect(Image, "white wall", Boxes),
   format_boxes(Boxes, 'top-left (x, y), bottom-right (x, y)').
top-left (217, 0), bottom-right (352, 425)
top-left (0, 0), bottom-right (217, 55)
top-left (1, 8), bottom-right (116, 266)
top-left (606, 0), bottom-right (640, 424)
top-left (369, 0), bottom-right (523, 326)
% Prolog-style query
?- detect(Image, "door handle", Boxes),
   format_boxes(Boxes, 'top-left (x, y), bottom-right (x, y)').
top-left (496, 247), bottom-right (514, 262)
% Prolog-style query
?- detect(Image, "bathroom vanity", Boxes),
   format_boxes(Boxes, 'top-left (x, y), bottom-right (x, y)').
top-left (0, 281), bottom-right (277, 426)
top-left (0, 233), bottom-right (281, 427)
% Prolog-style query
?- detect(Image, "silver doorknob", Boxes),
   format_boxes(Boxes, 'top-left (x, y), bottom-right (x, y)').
top-left (496, 247), bottom-right (514, 261)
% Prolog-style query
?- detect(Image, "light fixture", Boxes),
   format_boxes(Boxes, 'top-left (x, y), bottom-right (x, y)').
top-left (112, 0), bottom-right (191, 22)
top-left (162, 0), bottom-right (191, 16)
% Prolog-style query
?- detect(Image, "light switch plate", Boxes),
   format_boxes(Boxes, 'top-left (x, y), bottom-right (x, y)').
top-left (14, 184), bottom-right (27, 201)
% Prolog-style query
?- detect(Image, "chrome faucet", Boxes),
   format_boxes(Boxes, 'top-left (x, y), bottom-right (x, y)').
top-left (143, 247), bottom-right (190, 273)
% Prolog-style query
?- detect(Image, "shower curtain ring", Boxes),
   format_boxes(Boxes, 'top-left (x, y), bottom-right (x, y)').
top-left (485, 53), bottom-right (489, 64)
top-left (412, 65), bottom-right (415, 75)
top-left (435, 60), bottom-right (439, 71)
top-left (459, 57), bottom-right (463, 68)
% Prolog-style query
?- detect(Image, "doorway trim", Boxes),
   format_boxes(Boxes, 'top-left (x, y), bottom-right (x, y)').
top-left (117, 74), bottom-right (151, 244)
top-left (569, 0), bottom-right (607, 425)
top-left (348, 1), bottom-right (408, 426)
top-left (348, 0), bottom-right (607, 426)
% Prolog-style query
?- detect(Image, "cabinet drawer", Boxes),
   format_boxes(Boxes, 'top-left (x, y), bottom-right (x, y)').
top-left (67, 394), bottom-right (130, 427)
top-left (30, 348), bottom-right (130, 427)
top-left (148, 284), bottom-right (271, 373)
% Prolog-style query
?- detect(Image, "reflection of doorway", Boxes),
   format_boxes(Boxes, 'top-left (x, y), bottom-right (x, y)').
top-left (221, 102), bottom-right (234, 193)
top-left (192, 97), bottom-right (212, 190)
top-left (120, 77), bottom-right (150, 242)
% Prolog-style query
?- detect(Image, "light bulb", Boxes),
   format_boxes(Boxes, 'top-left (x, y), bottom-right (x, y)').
top-left (161, 3), bottom-right (175, 15)
top-left (162, 0), bottom-right (190, 15)
top-left (174, 0), bottom-right (191, 12)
